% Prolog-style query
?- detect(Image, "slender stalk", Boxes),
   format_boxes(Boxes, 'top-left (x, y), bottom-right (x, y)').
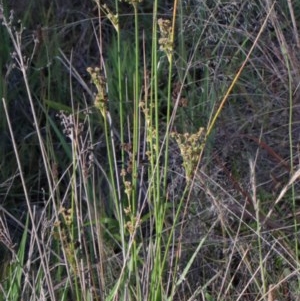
top-left (2, 98), bottom-right (55, 301)
top-left (131, 2), bottom-right (140, 215)
top-left (205, 3), bottom-right (275, 140)
top-left (284, 27), bottom-right (298, 278)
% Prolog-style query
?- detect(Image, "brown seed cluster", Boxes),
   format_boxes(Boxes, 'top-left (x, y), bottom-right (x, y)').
top-left (158, 18), bottom-right (173, 63)
top-left (171, 127), bottom-right (206, 182)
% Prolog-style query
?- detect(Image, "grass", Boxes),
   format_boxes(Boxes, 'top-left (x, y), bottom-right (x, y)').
top-left (1, 0), bottom-right (300, 300)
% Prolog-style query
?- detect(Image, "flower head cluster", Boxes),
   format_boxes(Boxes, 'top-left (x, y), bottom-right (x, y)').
top-left (158, 18), bottom-right (173, 63)
top-left (87, 67), bottom-right (108, 118)
top-left (171, 127), bottom-right (206, 182)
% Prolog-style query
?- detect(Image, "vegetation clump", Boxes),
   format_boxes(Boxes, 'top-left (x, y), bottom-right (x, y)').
top-left (0, 0), bottom-right (300, 300)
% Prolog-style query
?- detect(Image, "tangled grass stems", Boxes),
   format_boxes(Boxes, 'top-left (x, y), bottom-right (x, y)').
top-left (1, 0), bottom-right (300, 300)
